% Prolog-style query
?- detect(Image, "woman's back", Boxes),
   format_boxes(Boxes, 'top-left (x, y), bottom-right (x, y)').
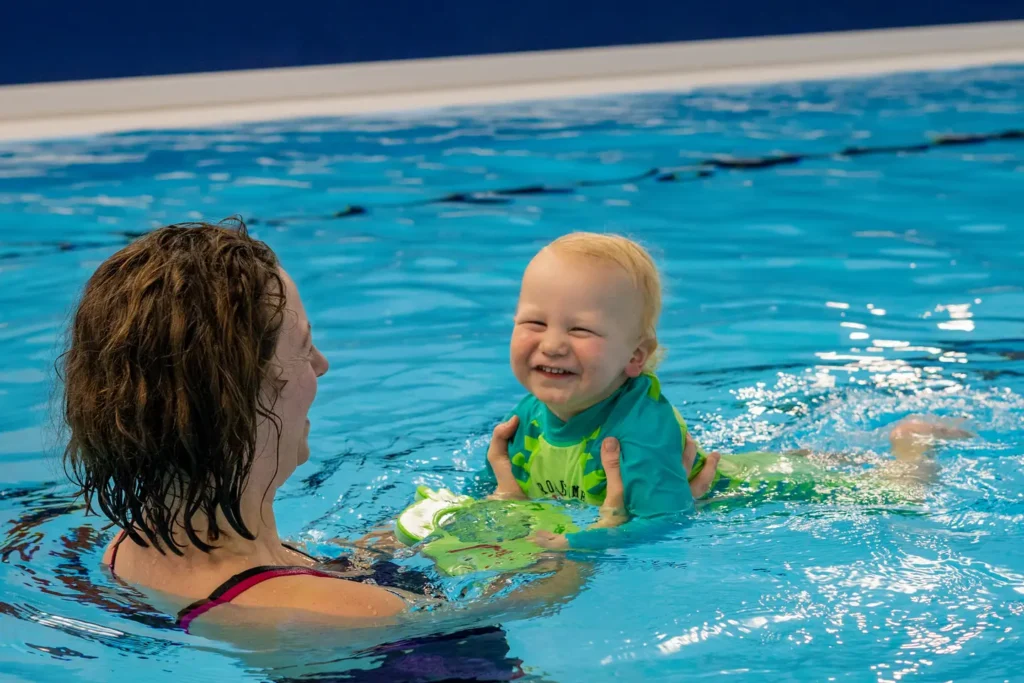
top-left (102, 529), bottom-right (408, 629)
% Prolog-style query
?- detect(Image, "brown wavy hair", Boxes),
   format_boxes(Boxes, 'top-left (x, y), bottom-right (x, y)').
top-left (61, 219), bottom-right (286, 555)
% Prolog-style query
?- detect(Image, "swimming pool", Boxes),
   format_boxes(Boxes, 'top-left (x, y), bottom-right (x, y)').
top-left (1, 63), bottom-right (1022, 682)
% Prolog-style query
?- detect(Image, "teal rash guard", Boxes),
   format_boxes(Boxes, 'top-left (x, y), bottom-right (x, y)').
top-left (492, 373), bottom-right (889, 551)
top-left (502, 372), bottom-right (705, 547)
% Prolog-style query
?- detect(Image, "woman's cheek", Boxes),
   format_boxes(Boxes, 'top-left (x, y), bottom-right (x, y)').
top-left (303, 366), bottom-right (318, 405)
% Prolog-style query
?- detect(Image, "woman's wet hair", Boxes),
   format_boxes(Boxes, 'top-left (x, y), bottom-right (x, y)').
top-left (61, 218), bottom-right (286, 555)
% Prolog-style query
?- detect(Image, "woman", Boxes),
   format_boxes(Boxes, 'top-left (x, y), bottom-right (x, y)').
top-left (62, 219), bottom-right (599, 632)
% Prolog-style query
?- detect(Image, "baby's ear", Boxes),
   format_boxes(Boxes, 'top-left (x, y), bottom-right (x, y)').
top-left (625, 338), bottom-right (657, 378)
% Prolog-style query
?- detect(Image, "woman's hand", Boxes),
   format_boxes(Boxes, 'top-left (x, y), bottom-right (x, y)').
top-left (685, 434), bottom-right (721, 500)
top-left (593, 437), bottom-right (629, 529)
top-left (486, 415), bottom-right (528, 501)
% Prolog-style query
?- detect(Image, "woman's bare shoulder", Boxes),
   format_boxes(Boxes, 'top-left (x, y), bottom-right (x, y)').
top-left (230, 571), bottom-right (409, 620)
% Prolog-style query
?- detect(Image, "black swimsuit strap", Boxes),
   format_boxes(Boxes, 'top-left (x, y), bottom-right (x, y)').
top-left (108, 529), bottom-right (130, 575)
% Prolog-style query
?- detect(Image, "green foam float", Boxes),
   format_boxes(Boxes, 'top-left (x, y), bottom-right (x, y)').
top-left (396, 486), bottom-right (579, 576)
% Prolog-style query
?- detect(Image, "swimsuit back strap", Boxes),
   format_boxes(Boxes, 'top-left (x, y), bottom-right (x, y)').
top-left (175, 565), bottom-right (340, 632)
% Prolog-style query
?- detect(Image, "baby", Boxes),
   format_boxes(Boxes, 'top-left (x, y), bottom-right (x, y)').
top-left (484, 232), bottom-right (971, 546)
top-left (486, 232), bottom-right (718, 536)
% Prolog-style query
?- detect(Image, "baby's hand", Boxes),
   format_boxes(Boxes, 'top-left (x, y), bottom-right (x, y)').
top-left (531, 530), bottom-right (570, 551)
top-left (487, 415), bottom-right (528, 501)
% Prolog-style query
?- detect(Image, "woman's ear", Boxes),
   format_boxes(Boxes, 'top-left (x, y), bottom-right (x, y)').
top-left (625, 339), bottom-right (657, 378)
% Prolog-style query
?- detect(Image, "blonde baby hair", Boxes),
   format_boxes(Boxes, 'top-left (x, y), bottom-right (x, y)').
top-left (546, 231), bottom-right (663, 370)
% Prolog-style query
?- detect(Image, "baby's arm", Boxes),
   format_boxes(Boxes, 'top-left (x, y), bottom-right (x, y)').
top-left (487, 415), bottom-right (528, 500)
top-left (532, 437), bottom-right (628, 550)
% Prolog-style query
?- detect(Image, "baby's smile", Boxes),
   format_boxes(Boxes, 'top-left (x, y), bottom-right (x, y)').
top-left (534, 364), bottom-right (577, 378)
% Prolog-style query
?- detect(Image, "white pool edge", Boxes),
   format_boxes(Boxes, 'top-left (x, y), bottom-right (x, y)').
top-left (1, 21), bottom-right (1021, 142)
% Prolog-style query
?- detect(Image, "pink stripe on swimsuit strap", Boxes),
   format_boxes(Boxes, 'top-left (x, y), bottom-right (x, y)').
top-left (175, 565), bottom-right (337, 632)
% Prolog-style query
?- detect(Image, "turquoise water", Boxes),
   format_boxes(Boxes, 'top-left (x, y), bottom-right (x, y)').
top-left (1, 64), bottom-right (1023, 682)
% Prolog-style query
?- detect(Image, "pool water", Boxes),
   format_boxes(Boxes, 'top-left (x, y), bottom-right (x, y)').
top-left (1, 64), bottom-right (1023, 682)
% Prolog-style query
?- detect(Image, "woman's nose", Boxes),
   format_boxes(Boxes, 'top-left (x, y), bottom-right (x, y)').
top-left (313, 347), bottom-right (329, 377)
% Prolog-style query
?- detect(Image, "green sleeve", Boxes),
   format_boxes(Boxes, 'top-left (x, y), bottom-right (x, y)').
top-left (565, 515), bottom-right (682, 551)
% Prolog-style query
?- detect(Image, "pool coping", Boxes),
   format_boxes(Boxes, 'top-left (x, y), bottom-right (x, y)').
top-left (0, 20), bottom-right (1021, 141)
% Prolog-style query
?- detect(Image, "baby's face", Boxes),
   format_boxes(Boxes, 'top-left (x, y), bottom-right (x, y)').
top-left (511, 249), bottom-right (649, 421)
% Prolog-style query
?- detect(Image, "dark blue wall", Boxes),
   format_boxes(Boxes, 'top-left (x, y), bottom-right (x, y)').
top-left (3, 1), bottom-right (1021, 86)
